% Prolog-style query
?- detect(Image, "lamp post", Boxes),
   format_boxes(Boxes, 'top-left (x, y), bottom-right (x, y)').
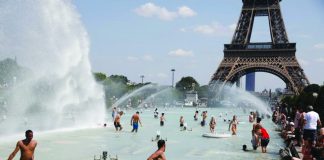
top-left (171, 69), bottom-right (175, 87)
top-left (140, 75), bottom-right (144, 84)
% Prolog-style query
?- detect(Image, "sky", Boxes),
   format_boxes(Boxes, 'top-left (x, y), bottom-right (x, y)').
top-left (73, 0), bottom-right (324, 91)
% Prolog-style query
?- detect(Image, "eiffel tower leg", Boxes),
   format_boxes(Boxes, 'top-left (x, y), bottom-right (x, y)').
top-left (285, 64), bottom-right (309, 93)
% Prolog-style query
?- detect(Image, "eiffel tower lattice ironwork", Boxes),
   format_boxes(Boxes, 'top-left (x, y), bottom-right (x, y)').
top-left (210, 0), bottom-right (309, 94)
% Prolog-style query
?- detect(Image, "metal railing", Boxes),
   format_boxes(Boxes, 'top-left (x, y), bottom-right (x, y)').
top-left (224, 43), bottom-right (296, 50)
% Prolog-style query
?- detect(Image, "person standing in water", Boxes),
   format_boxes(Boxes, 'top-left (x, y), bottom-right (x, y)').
top-left (256, 125), bottom-right (270, 153)
top-left (160, 113), bottom-right (165, 126)
top-left (8, 130), bottom-right (37, 160)
top-left (251, 117), bottom-right (262, 150)
top-left (209, 116), bottom-right (216, 133)
top-left (194, 110), bottom-right (199, 121)
top-left (201, 111), bottom-right (208, 126)
top-left (112, 107), bottom-right (117, 120)
top-left (131, 111), bottom-right (142, 133)
top-left (249, 112), bottom-right (254, 123)
top-left (179, 116), bottom-right (184, 128)
top-left (147, 139), bottom-right (166, 160)
top-left (154, 108), bottom-right (158, 119)
top-left (229, 115), bottom-right (238, 135)
top-left (114, 111), bottom-right (123, 131)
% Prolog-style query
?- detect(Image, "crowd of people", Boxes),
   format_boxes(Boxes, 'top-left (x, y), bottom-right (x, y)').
top-left (11, 104), bottom-right (323, 160)
top-left (104, 107), bottom-right (274, 159)
top-left (273, 105), bottom-right (323, 160)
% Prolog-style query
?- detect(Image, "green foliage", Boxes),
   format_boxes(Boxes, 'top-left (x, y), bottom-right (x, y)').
top-left (0, 58), bottom-right (32, 89)
top-left (314, 86), bottom-right (324, 116)
top-left (297, 92), bottom-right (317, 111)
top-left (109, 75), bottom-right (129, 84)
top-left (197, 85), bottom-right (209, 99)
top-left (281, 84), bottom-right (324, 119)
top-left (175, 76), bottom-right (200, 92)
top-left (103, 78), bottom-right (127, 97)
top-left (303, 84), bottom-right (320, 94)
top-left (101, 75), bottom-right (151, 108)
top-left (93, 72), bottom-right (107, 82)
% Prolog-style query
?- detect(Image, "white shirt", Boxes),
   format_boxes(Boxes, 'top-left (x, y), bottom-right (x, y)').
top-left (304, 111), bottom-right (320, 130)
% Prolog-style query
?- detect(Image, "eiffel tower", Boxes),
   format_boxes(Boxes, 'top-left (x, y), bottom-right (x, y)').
top-left (210, 0), bottom-right (309, 94)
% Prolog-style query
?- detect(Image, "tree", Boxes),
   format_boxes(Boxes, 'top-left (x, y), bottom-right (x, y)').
top-left (303, 84), bottom-right (320, 94)
top-left (314, 86), bottom-right (324, 118)
top-left (109, 75), bottom-right (129, 84)
top-left (0, 58), bottom-right (31, 85)
top-left (93, 72), bottom-right (107, 82)
top-left (197, 85), bottom-right (209, 99)
top-left (175, 76), bottom-right (199, 100)
top-left (175, 76), bottom-right (200, 92)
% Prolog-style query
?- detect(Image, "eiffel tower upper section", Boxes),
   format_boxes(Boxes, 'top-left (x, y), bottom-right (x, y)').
top-left (210, 0), bottom-right (309, 94)
top-left (225, 0), bottom-right (296, 57)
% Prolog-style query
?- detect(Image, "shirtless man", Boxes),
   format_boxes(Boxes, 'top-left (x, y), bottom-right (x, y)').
top-left (179, 116), bottom-right (184, 128)
top-left (8, 130), bottom-right (37, 160)
top-left (160, 113), bottom-right (165, 126)
top-left (147, 140), bottom-right (166, 160)
top-left (201, 111), bottom-right (208, 126)
top-left (131, 111), bottom-right (142, 132)
top-left (114, 111), bottom-right (123, 131)
top-left (194, 110), bottom-right (199, 121)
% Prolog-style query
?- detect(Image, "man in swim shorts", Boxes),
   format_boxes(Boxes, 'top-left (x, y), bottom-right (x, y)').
top-left (131, 111), bottom-right (142, 132)
top-left (114, 111), bottom-right (123, 131)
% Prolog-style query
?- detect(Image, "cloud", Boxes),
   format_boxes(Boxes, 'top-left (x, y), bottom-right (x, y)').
top-left (134, 3), bottom-right (177, 21)
top-left (314, 43), bottom-right (324, 49)
top-left (168, 49), bottom-right (193, 57)
top-left (143, 55), bottom-right (154, 61)
top-left (157, 73), bottom-right (168, 78)
top-left (127, 56), bottom-right (139, 62)
top-left (178, 6), bottom-right (197, 17)
top-left (134, 3), bottom-right (196, 21)
top-left (182, 22), bottom-right (234, 36)
top-left (179, 28), bottom-right (187, 32)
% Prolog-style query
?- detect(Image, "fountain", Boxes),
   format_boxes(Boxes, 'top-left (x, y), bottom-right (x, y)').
top-left (111, 84), bottom-right (157, 109)
top-left (0, 0), bottom-right (105, 136)
top-left (0, 1), bottom-right (284, 159)
top-left (209, 81), bottom-right (272, 115)
top-left (138, 87), bottom-right (176, 108)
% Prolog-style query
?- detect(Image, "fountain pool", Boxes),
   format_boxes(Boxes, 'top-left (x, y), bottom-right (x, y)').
top-left (0, 107), bottom-right (283, 160)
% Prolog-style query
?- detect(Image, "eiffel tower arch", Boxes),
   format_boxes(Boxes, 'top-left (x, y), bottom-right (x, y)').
top-left (210, 0), bottom-right (309, 94)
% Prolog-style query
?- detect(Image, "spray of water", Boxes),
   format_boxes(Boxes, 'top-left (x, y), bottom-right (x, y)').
top-left (209, 81), bottom-right (271, 115)
top-left (0, 0), bottom-right (105, 135)
top-left (138, 87), bottom-right (175, 108)
top-left (112, 84), bottom-right (156, 108)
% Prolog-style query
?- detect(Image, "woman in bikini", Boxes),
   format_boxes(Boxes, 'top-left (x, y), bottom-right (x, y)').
top-left (229, 115), bottom-right (238, 135)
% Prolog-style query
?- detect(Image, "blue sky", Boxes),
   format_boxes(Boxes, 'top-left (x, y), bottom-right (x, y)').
top-left (73, 0), bottom-right (324, 91)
